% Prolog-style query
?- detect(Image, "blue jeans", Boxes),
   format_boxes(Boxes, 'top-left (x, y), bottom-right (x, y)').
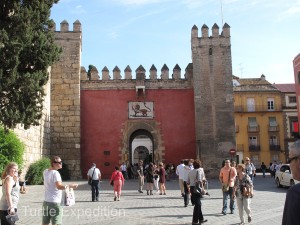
top-left (183, 181), bottom-right (189, 206)
top-left (222, 186), bottom-right (235, 214)
top-left (91, 180), bottom-right (100, 201)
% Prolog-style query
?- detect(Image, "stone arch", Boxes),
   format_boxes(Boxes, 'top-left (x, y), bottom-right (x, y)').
top-left (119, 120), bottom-right (164, 165)
top-left (130, 129), bottom-right (153, 164)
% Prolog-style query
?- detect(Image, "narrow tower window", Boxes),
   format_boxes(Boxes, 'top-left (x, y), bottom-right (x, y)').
top-left (209, 48), bottom-right (212, 55)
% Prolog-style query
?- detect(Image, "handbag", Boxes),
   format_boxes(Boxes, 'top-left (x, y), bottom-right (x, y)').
top-left (222, 168), bottom-right (231, 192)
top-left (88, 168), bottom-right (96, 185)
top-left (6, 212), bottom-right (19, 225)
top-left (242, 186), bottom-right (250, 197)
top-left (222, 185), bottom-right (229, 192)
top-left (110, 172), bottom-right (119, 186)
top-left (64, 187), bottom-right (75, 206)
top-left (193, 170), bottom-right (203, 197)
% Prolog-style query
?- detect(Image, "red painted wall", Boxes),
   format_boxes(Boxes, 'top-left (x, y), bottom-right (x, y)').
top-left (81, 89), bottom-right (196, 178)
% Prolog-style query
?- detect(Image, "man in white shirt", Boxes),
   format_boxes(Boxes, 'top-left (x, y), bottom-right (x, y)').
top-left (120, 162), bottom-right (128, 179)
top-left (182, 160), bottom-right (191, 207)
top-left (87, 163), bottom-right (101, 202)
top-left (176, 160), bottom-right (185, 196)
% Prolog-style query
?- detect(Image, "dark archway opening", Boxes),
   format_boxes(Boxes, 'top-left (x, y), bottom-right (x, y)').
top-left (129, 129), bottom-right (154, 165)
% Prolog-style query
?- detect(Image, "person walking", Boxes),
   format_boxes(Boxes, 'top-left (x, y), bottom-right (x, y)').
top-left (219, 159), bottom-right (237, 215)
top-left (87, 163), bottom-right (101, 202)
top-left (0, 162), bottom-right (20, 225)
top-left (282, 140), bottom-right (300, 224)
top-left (153, 163), bottom-right (160, 193)
top-left (187, 159), bottom-right (207, 224)
top-left (137, 160), bottom-right (144, 193)
top-left (120, 162), bottom-right (128, 180)
top-left (176, 160), bottom-right (185, 197)
top-left (182, 159), bottom-right (191, 207)
top-left (110, 166), bottom-right (124, 201)
top-left (158, 162), bottom-right (166, 195)
top-left (234, 164), bottom-right (253, 225)
top-left (260, 162), bottom-right (267, 178)
top-left (145, 162), bottom-right (154, 195)
top-left (244, 157), bottom-right (256, 182)
top-left (42, 156), bottom-right (78, 225)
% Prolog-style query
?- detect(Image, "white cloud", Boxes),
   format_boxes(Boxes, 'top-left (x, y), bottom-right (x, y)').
top-left (107, 32), bottom-right (118, 39)
top-left (70, 5), bottom-right (86, 14)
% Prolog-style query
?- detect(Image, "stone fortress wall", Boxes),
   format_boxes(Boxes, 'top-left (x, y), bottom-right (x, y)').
top-left (16, 20), bottom-right (234, 179)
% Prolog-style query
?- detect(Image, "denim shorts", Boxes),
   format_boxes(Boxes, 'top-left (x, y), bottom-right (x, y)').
top-left (42, 201), bottom-right (62, 224)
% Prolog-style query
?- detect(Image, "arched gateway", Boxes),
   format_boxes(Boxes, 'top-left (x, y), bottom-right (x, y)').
top-left (121, 121), bottom-right (163, 166)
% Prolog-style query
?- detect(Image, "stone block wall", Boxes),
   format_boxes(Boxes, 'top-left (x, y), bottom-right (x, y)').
top-left (50, 20), bottom-right (82, 179)
top-left (13, 69), bottom-right (51, 176)
top-left (192, 23), bottom-right (235, 177)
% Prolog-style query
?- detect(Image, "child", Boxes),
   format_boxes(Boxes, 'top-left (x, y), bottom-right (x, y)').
top-left (18, 170), bottom-right (27, 194)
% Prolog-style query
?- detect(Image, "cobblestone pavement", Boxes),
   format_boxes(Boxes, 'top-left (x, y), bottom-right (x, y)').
top-left (11, 173), bottom-right (287, 225)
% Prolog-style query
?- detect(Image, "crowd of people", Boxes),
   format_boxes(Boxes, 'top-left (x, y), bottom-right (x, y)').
top-left (2, 146), bottom-right (300, 225)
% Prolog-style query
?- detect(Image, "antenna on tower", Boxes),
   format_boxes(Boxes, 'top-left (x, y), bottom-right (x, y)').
top-left (238, 63), bottom-right (244, 78)
top-left (220, 0), bottom-right (224, 27)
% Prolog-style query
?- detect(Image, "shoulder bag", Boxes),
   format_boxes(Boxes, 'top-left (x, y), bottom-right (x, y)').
top-left (110, 172), bottom-right (119, 186)
top-left (222, 168), bottom-right (231, 192)
top-left (88, 168), bottom-right (96, 185)
top-left (193, 170), bottom-right (203, 197)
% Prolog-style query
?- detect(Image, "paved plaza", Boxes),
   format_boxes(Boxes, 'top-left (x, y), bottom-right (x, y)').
top-left (12, 173), bottom-right (287, 225)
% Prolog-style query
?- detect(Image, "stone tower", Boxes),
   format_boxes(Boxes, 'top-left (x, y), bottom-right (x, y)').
top-left (192, 23), bottom-right (235, 177)
top-left (50, 20), bottom-right (82, 179)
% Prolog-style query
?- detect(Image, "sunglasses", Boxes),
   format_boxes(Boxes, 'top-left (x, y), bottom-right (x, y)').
top-left (54, 161), bottom-right (62, 165)
top-left (288, 156), bottom-right (299, 164)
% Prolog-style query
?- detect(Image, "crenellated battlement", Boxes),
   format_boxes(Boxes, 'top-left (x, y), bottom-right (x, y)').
top-left (80, 63), bottom-right (193, 81)
top-left (191, 23), bottom-right (231, 48)
top-left (51, 20), bottom-right (82, 32)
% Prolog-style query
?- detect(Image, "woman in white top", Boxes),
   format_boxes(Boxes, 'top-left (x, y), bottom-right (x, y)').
top-left (187, 159), bottom-right (208, 224)
top-left (42, 156), bottom-right (78, 225)
top-left (0, 162), bottom-right (20, 225)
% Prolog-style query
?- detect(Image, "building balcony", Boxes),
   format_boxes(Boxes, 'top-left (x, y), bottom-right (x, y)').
top-left (270, 145), bottom-right (281, 151)
top-left (247, 125), bottom-right (260, 132)
top-left (249, 145), bottom-right (261, 151)
top-left (268, 125), bottom-right (279, 132)
top-left (236, 144), bottom-right (244, 152)
top-left (234, 105), bottom-right (282, 112)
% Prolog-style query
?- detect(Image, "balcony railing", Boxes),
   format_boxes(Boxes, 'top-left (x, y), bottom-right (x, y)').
top-left (234, 105), bottom-right (282, 112)
top-left (268, 126), bottom-right (279, 132)
top-left (249, 145), bottom-right (261, 151)
top-left (247, 125), bottom-right (260, 132)
top-left (270, 144), bottom-right (281, 151)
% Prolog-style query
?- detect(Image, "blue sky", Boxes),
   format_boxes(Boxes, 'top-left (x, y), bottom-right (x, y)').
top-left (51, 0), bottom-right (300, 84)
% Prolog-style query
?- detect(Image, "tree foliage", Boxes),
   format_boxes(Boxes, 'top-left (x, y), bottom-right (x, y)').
top-left (0, 126), bottom-right (25, 174)
top-left (0, 0), bottom-right (61, 130)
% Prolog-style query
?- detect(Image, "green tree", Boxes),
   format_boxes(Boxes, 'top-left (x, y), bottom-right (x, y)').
top-left (0, 126), bottom-right (25, 174)
top-left (0, 0), bottom-right (61, 130)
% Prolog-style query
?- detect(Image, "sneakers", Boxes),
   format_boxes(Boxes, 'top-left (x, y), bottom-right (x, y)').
top-left (221, 211), bottom-right (226, 215)
top-left (138, 190), bottom-right (143, 193)
top-left (248, 216), bottom-right (252, 223)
